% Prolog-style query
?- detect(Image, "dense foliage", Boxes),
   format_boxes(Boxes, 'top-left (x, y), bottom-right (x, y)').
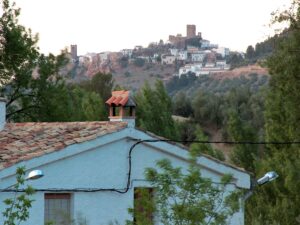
top-left (247, 1), bottom-right (300, 224)
top-left (0, 0), bottom-right (110, 122)
top-left (3, 167), bottom-right (35, 225)
top-left (168, 73), bottom-right (267, 140)
top-left (135, 80), bottom-right (178, 139)
top-left (127, 153), bottom-right (240, 225)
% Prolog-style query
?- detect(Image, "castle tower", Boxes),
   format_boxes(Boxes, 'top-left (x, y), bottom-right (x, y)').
top-left (70, 44), bottom-right (77, 60)
top-left (105, 90), bottom-right (136, 127)
top-left (187, 25), bottom-right (196, 38)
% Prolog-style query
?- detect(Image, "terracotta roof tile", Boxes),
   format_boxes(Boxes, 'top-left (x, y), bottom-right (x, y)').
top-left (106, 90), bottom-right (130, 106)
top-left (0, 121), bottom-right (127, 170)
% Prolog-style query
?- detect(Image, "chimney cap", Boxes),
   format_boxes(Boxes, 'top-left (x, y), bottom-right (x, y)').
top-left (106, 90), bottom-right (136, 107)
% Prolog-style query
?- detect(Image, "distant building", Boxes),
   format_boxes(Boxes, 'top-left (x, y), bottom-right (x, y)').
top-left (121, 49), bottom-right (133, 58)
top-left (216, 60), bottom-right (229, 69)
top-left (169, 48), bottom-right (188, 61)
top-left (99, 52), bottom-right (110, 62)
top-left (78, 56), bottom-right (91, 67)
top-left (179, 63), bottom-right (203, 76)
top-left (200, 40), bottom-right (218, 50)
top-left (205, 62), bottom-right (216, 68)
top-left (200, 40), bottom-right (210, 49)
top-left (168, 34), bottom-right (186, 49)
top-left (187, 24), bottom-right (196, 38)
top-left (161, 54), bottom-right (176, 65)
top-left (169, 25), bottom-right (202, 49)
top-left (191, 52), bottom-right (206, 62)
top-left (187, 45), bottom-right (200, 54)
top-left (177, 51), bottom-right (188, 61)
top-left (70, 44), bottom-right (78, 61)
top-left (134, 45), bottom-right (143, 50)
top-left (213, 47), bottom-right (230, 58)
top-left (170, 48), bottom-right (179, 56)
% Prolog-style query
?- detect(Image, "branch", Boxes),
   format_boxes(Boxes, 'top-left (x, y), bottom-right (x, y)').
top-left (6, 105), bottom-right (40, 119)
top-left (6, 92), bottom-right (36, 107)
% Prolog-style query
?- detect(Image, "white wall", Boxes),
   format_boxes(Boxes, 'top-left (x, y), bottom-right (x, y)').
top-left (0, 128), bottom-right (250, 225)
top-left (0, 98), bottom-right (6, 131)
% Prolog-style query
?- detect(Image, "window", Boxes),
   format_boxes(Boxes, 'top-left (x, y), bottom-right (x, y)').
top-left (134, 188), bottom-right (154, 225)
top-left (44, 193), bottom-right (71, 225)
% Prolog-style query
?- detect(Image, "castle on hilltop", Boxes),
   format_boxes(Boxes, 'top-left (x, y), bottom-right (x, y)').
top-left (169, 24), bottom-right (202, 49)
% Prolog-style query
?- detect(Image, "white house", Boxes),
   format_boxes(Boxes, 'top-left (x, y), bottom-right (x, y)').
top-left (0, 93), bottom-right (251, 225)
top-left (200, 39), bottom-right (210, 49)
top-left (161, 54), bottom-right (176, 65)
top-left (179, 63), bottom-right (208, 77)
top-left (216, 60), bottom-right (230, 70)
top-left (170, 48), bottom-right (179, 56)
top-left (200, 40), bottom-right (218, 49)
top-left (99, 52), bottom-right (110, 62)
top-left (177, 50), bottom-right (188, 61)
top-left (121, 49), bottom-right (133, 58)
top-left (213, 47), bottom-right (230, 58)
top-left (191, 52), bottom-right (206, 62)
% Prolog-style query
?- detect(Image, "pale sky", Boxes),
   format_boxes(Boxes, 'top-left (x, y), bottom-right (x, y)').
top-left (14, 0), bottom-right (291, 55)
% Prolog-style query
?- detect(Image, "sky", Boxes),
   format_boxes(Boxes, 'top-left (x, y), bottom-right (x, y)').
top-left (14, 0), bottom-right (292, 55)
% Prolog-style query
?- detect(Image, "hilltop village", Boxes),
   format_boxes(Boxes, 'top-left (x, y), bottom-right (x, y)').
top-left (67, 25), bottom-right (239, 80)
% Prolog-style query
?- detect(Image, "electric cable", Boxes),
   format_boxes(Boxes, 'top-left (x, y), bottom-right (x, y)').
top-left (2, 138), bottom-right (300, 193)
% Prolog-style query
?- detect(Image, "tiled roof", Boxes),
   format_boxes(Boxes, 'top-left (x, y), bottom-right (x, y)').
top-left (0, 122), bottom-right (127, 170)
top-left (106, 90), bottom-right (130, 106)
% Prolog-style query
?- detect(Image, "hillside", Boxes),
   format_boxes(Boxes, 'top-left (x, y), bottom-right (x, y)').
top-left (212, 64), bottom-right (268, 80)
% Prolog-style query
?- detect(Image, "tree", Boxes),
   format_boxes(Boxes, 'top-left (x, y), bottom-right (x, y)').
top-left (247, 2), bottom-right (300, 224)
top-left (245, 45), bottom-right (255, 61)
top-left (2, 167), bottom-right (35, 225)
top-left (0, 0), bottom-right (71, 122)
top-left (135, 80), bottom-right (178, 139)
top-left (118, 56), bottom-right (129, 68)
top-left (227, 111), bottom-right (259, 172)
top-left (226, 52), bottom-right (245, 69)
top-left (0, 0), bottom-right (40, 120)
top-left (133, 58), bottom-right (145, 67)
top-left (80, 72), bottom-right (114, 104)
top-left (190, 126), bottom-right (225, 161)
top-left (0, 0), bottom-right (39, 86)
top-left (4, 52), bottom-right (71, 122)
top-left (127, 151), bottom-right (240, 225)
top-left (0, 0), bottom-right (107, 123)
top-left (172, 91), bottom-right (193, 117)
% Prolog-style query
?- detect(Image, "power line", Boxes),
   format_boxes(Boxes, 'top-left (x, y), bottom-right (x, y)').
top-left (130, 138), bottom-right (300, 145)
top-left (2, 138), bottom-right (299, 193)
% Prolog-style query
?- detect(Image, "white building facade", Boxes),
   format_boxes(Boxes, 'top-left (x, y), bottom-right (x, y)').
top-left (0, 95), bottom-right (250, 225)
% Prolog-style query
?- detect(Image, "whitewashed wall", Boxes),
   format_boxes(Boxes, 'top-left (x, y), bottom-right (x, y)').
top-left (0, 128), bottom-right (250, 225)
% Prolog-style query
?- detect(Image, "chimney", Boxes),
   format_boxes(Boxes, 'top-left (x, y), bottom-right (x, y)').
top-left (105, 90), bottom-right (136, 127)
top-left (0, 98), bottom-right (6, 131)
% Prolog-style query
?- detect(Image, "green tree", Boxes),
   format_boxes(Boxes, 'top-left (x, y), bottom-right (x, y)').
top-left (133, 58), bottom-right (145, 67)
top-left (80, 72), bottom-right (114, 104)
top-left (2, 167), bottom-right (35, 225)
top-left (0, 0), bottom-right (106, 123)
top-left (136, 80), bottom-right (178, 139)
top-left (247, 2), bottom-right (300, 224)
top-left (127, 152), bottom-right (240, 225)
top-left (172, 91), bottom-right (193, 117)
top-left (5, 52), bottom-right (71, 122)
top-left (226, 52), bottom-right (245, 69)
top-left (0, 0), bottom-right (39, 85)
top-left (68, 86), bottom-right (106, 121)
top-left (190, 126), bottom-right (225, 161)
top-left (246, 45), bottom-right (255, 61)
top-left (0, 0), bottom-right (40, 120)
top-left (227, 111), bottom-right (259, 172)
